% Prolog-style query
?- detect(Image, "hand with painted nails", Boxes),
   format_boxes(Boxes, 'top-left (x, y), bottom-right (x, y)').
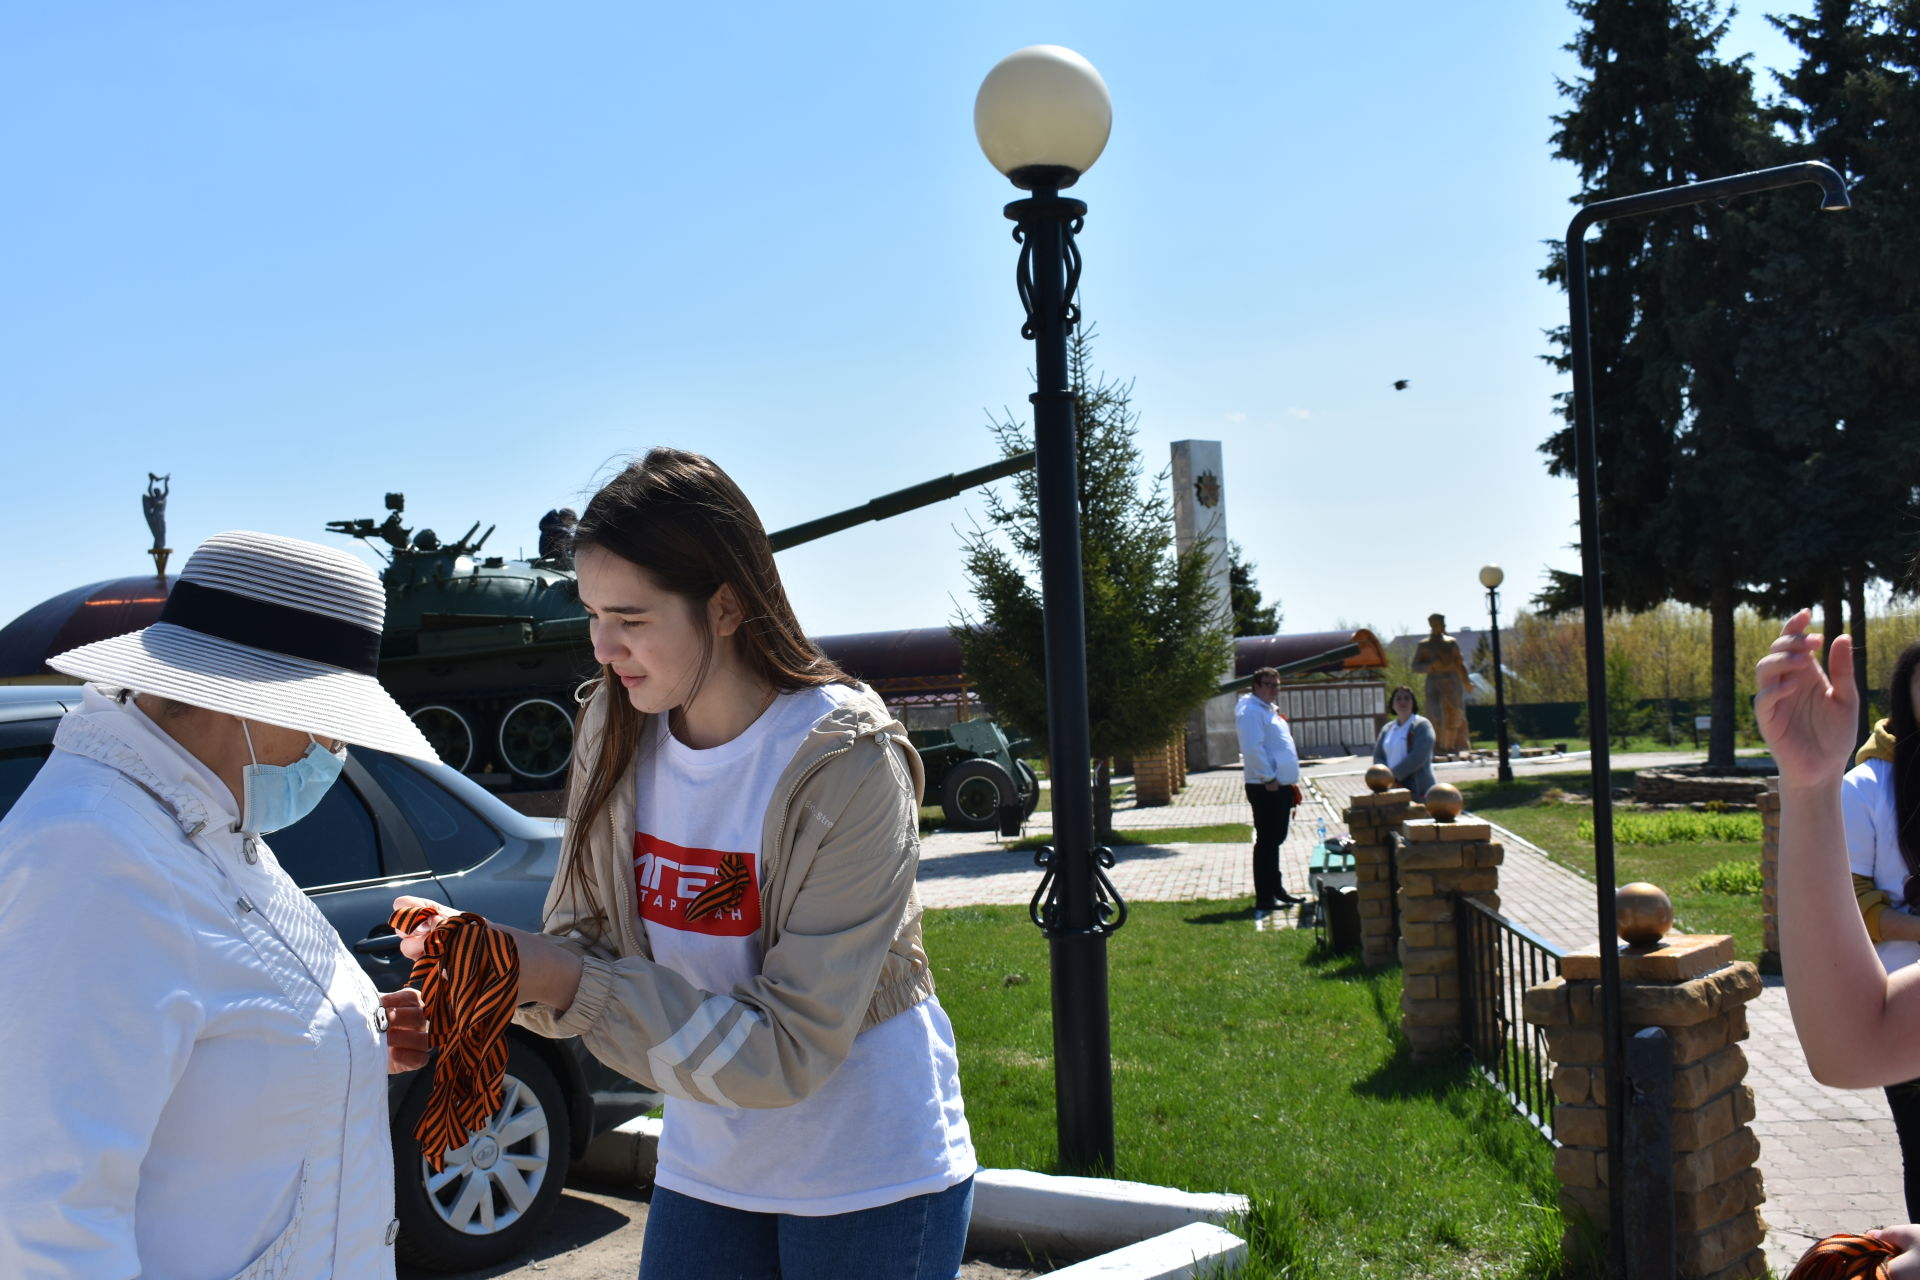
top-left (1754, 609), bottom-right (1858, 789)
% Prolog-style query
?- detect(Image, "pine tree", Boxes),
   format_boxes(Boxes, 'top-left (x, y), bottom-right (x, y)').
top-left (1539, 0), bottom-right (1775, 767)
top-left (1228, 542), bottom-right (1283, 637)
top-left (954, 327), bottom-right (1232, 841)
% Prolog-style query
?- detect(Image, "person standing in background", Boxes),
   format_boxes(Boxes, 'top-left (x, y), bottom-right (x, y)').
top-left (1236, 667), bottom-right (1303, 911)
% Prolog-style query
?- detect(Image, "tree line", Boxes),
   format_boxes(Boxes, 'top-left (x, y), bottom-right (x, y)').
top-left (1540, 0), bottom-right (1920, 766)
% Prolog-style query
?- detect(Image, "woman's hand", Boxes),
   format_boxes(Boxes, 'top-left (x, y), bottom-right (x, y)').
top-left (391, 894), bottom-right (583, 1014)
top-left (1755, 609), bottom-right (1858, 789)
top-left (393, 894), bottom-right (462, 962)
top-left (381, 987), bottom-right (431, 1074)
top-left (1873, 1225), bottom-right (1920, 1277)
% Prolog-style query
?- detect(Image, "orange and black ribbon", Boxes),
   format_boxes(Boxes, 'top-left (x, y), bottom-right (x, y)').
top-left (389, 905), bottom-right (521, 1174)
top-left (1787, 1233), bottom-right (1898, 1280)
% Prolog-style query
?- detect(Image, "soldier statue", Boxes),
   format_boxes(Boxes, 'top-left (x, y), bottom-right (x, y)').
top-left (1411, 612), bottom-right (1472, 756)
top-left (143, 473), bottom-right (172, 577)
top-left (537, 507), bottom-right (578, 567)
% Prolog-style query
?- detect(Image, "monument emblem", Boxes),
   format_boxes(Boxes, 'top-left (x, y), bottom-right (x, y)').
top-left (1194, 470), bottom-right (1221, 509)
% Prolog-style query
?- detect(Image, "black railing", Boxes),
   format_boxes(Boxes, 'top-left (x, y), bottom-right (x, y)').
top-left (1457, 893), bottom-right (1564, 1139)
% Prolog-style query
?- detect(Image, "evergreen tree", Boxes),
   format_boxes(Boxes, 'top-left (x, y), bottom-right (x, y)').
top-left (1539, 0), bottom-right (1775, 767)
top-left (954, 327), bottom-right (1232, 842)
top-left (1228, 541), bottom-right (1283, 637)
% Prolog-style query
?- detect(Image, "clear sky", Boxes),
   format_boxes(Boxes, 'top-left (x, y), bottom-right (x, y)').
top-left (0, 2), bottom-right (1805, 647)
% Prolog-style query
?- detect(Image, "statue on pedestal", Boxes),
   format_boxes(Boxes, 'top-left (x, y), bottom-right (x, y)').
top-left (143, 473), bottom-right (172, 578)
top-left (1411, 612), bottom-right (1472, 756)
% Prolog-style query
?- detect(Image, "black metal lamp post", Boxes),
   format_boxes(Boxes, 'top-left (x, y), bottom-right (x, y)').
top-left (1479, 564), bottom-right (1513, 784)
top-left (1565, 160), bottom-right (1848, 1279)
top-left (975, 44), bottom-right (1125, 1174)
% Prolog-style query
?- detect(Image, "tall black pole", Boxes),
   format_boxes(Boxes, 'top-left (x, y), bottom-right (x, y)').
top-left (1007, 184), bottom-right (1123, 1173)
top-left (1565, 159), bottom-right (1846, 1278)
top-left (1487, 585), bottom-right (1513, 784)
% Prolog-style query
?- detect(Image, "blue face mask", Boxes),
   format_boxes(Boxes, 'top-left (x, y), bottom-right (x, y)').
top-left (240, 722), bottom-right (347, 834)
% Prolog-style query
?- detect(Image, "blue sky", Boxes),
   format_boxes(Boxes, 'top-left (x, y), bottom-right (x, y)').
top-left (0, 2), bottom-right (1805, 646)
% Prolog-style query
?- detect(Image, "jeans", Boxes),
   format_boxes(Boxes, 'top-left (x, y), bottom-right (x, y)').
top-left (1245, 782), bottom-right (1297, 906)
top-left (638, 1177), bottom-right (975, 1280)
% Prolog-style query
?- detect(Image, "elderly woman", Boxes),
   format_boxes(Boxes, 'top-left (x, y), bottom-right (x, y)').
top-left (1373, 684), bottom-right (1437, 797)
top-left (0, 531), bottom-right (437, 1279)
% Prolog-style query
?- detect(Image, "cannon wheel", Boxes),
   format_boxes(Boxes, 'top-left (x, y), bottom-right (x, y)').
top-left (1013, 759), bottom-right (1040, 820)
top-left (410, 704), bottom-right (475, 773)
top-left (498, 698), bottom-right (574, 782)
top-left (941, 759), bottom-right (1016, 832)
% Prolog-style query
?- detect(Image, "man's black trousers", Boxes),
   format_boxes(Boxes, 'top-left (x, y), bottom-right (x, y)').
top-left (1245, 783), bottom-right (1297, 907)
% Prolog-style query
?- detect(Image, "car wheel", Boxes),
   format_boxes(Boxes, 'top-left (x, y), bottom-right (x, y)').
top-left (392, 1037), bottom-right (572, 1272)
top-left (941, 759), bottom-right (1015, 832)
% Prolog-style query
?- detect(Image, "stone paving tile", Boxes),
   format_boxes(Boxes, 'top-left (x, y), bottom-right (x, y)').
top-left (918, 756), bottom-right (1910, 1272)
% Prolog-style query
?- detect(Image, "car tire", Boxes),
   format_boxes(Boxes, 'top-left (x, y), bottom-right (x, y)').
top-left (941, 758), bottom-right (1016, 832)
top-left (392, 1037), bottom-right (572, 1272)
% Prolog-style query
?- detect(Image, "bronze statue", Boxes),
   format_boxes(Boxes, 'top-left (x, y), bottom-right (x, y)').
top-left (1411, 612), bottom-right (1472, 755)
top-left (144, 473), bottom-right (172, 577)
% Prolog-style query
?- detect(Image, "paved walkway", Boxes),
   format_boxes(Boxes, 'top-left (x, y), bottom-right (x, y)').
top-left (916, 752), bottom-right (1903, 1275)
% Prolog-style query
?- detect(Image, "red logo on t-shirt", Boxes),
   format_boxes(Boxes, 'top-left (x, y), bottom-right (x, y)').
top-left (633, 832), bottom-right (762, 937)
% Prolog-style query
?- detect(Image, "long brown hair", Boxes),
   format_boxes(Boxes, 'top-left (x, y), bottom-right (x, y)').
top-left (558, 448), bottom-right (847, 927)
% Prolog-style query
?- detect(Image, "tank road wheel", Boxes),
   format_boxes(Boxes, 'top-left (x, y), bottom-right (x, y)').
top-left (409, 705), bottom-right (475, 773)
top-left (1014, 759), bottom-right (1041, 820)
top-left (497, 699), bottom-right (573, 782)
top-left (941, 759), bottom-right (1017, 832)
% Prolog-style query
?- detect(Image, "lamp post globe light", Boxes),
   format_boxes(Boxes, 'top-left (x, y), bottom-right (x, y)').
top-left (975, 44), bottom-right (1123, 1174)
top-left (1478, 564), bottom-right (1513, 784)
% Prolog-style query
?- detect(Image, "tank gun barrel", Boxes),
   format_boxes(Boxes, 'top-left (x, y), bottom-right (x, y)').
top-left (766, 452), bottom-right (1036, 552)
top-left (1216, 641), bottom-right (1362, 696)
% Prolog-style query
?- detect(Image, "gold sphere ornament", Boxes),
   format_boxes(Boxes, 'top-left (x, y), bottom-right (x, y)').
top-left (1365, 764), bottom-right (1396, 792)
top-left (1424, 783), bottom-right (1464, 821)
top-left (1616, 882), bottom-right (1674, 948)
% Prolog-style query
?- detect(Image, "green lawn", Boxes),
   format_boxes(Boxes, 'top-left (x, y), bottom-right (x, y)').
top-left (1457, 771), bottom-right (1766, 963)
top-left (928, 902), bottom-right (1564, 1278)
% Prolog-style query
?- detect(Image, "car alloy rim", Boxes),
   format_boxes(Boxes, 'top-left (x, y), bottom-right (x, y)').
top-left (419, 1073), bottom-right (553, 1235)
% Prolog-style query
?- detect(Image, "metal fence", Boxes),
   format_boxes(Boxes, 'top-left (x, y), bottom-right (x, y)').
top-left (1457, 893), bottom-right (1564, 1139)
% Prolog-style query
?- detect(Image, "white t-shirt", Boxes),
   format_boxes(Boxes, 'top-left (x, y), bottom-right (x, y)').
top-left (1381, 718), bottom-right (1412, 771)
top-left (634, 684), bottom-right (975, 1215)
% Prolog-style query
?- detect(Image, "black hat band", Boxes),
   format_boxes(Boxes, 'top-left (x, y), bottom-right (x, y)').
top-left (158, 579), bottom-right (382, 676)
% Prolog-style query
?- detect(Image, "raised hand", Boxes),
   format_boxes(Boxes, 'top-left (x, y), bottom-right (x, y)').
top-left (1754, 609), bottom-right (1858, 787)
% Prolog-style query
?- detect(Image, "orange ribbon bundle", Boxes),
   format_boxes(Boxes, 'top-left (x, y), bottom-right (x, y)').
top-left (389, 905), bottom-right (521, 1173)
top-left (1787, 1233), bottom-right (1898, 1280)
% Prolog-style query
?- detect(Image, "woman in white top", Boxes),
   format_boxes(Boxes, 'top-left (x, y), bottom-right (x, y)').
top-left (0, 531), bottom-right (436, 1279)
top-left (400, 448), bottom-right (976, 1279)
top-left (1372, 685), bottom-right (1437, 798)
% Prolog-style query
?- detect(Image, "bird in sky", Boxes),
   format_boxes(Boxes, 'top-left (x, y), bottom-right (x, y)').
top-left (1392, 379), bottom-right (1410, 391)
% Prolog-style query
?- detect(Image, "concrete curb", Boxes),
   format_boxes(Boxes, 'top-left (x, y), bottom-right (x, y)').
top-left (577, 1120), bottom-right (1250, 1274)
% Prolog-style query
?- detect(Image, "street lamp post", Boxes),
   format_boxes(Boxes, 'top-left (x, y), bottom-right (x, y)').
top-left (1479, 565), bottom-right (1513, 784)
top-left (975, 45), bottom-right (1125, 1173)
top-left (1565, 160), bottom-right (1848, 1279)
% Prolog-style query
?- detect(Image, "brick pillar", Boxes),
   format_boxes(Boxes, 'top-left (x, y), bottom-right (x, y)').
top-left (1523, 940), bottom-right (1765, 1279)
top-left (1395, 816), bottom-right (1503, 1061)
top-left (1342, 789), bottom-right (1421, 969)
top-left (1758, 781), bottom-right (1780, 967)
top-left (1134, 738), bottom-right (1174, 808)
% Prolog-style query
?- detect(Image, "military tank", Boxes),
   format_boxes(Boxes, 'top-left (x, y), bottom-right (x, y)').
top-left (329, 457), bottom-right (1035, 789)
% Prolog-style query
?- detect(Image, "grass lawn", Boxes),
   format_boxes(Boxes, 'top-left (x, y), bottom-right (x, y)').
top-left (1457, 771), bottom-right (1766, 963)
top-left (928, 902), bottom-right (1565, 1278)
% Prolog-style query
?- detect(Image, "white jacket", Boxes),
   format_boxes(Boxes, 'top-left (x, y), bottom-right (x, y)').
top-left (0, 686), bottom-right (396, 1279)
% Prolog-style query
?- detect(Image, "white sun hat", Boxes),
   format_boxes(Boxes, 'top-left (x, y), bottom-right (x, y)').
top-left (49, 530), bottom-right (439, 762)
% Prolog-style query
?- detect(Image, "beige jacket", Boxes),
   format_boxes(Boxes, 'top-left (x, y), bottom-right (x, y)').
top-left (514, 681), bottom-right (937, 1109)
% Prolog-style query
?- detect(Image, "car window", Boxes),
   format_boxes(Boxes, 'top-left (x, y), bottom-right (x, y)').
top-left (0, 747), bottom-right (51, 819)
top-left (268, 779), bottom-right (383, 888)
top-left (354, 749), bottom-right (503, 876)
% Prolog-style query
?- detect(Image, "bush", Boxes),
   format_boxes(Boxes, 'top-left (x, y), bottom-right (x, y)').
top-left (1575, 811), bottom-right (1763, 845)
top-left (1686, 860), bottom-right (1765, 895)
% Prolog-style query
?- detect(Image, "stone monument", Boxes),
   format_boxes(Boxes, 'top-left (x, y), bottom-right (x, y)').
top-left (1171, 440), bottom-right (1237, 769)
top-left (1412, 612), bottom-right (1471, 756)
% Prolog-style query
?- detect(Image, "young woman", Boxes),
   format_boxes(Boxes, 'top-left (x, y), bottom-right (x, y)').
top-left (402, 448), bottom-right (975, 1279)
top-left (1371, 684), bottom-right (1437, 798)
top-left (1760, 613), bottom-right (1920, 1271)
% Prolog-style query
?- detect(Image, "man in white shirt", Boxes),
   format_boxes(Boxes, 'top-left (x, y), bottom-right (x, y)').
top-left (1235, 667), bottom-right (1303, 911)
